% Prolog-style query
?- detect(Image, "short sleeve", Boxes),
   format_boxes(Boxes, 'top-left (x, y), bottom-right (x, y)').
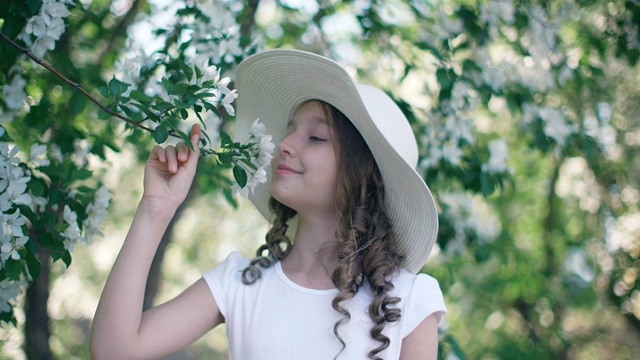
top-left (401, 273), bottom-right (447, 337)
top-left (202, 251), bottom-right (249, 318)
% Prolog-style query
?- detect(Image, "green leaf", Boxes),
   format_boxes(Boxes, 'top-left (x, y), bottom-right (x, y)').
top-left (48, 189), bottom-right (66, 204)
top-left (220, 131), bottom-right (233, 147)
top-left (233, 165), bottom-right (248, 188)
top-left (153, 125), bottom-right (169, 144)
top-left (61, 251), bottom-right (72, 267)
top-left (109, 76), bottom-right (128, 96)
top-left (177, 59), bottom-right (193, 82)
top-left (161, 77), bottom-right (174, 93)
top-left (68, 168), bottom-right (93, 184)
top-left (180, 109), bottom-right (189, 120)
top-left (130, 90), bottom-right (153, 102)
top-left (99, 86), bottom-right (109, 98)
top-left (25, 252), bottom-right (41, 279)
top-left (28, 177), bottom-right (48, 197)
top-left (173, 83), bottom-right (190, 94)
top-left (222, 187), bottom-right (238, 209)
top-left (4, 259), bottom-right (22, 280)
top-left (480, 173), bottom-right (495, 197)
top-left (218, 153), bottom-right (231, 164)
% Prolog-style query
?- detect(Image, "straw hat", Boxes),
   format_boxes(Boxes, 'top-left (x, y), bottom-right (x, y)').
top-left (233, 49), bottom-right (438, 274)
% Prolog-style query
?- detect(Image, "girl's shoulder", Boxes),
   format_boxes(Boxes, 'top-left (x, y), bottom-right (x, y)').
top-left (391, 269), bottom-right (442, 295)
top-left (391, 269), bottom-right (447, 328)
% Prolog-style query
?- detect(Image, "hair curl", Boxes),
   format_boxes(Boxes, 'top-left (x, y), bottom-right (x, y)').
top-left (242, 100), bottom-right (404, 359)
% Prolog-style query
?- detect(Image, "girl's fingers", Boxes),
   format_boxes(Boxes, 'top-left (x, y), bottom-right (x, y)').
top-left (190, 124), bottom-right (202, 153)
top-left (148, 125), bottom-right (202, 174)
top-left (176, 142), bottom-right (189, 162)
top-left (164, 145), bottom-right (178, 173)
top-left (151, 145), bottom-right (167, 163)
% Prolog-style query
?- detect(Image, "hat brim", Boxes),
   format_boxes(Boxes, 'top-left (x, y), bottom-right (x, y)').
top-left (234, 49), bottom-right (438, 274)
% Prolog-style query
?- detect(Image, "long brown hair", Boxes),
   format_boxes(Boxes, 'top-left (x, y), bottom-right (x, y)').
top-left (242, 100), bottom-right (404, 359)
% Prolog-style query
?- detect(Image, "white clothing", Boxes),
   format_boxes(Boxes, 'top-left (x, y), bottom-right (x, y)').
top-left (203, 252), bottom-right (446, 359)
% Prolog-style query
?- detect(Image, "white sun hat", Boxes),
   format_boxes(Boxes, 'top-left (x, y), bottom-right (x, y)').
top-left (233, 49), bottom-right (438, 274)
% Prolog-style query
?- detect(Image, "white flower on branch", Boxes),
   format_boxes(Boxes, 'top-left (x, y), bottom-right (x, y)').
top-left (30, 144), bottom-right (50, 167)
top-left (61, 205), bottom-right (82, 252)
top-left (232, 119), bottom-right (275, 198)
top-left (83, 186), bottom-right (112, 245)
top-left (482, 139), bottom-right (510, 173)
top-left (72, 139), bottom-right (93, 167)
top-left (0, 155), bottom-right (33, 212)
top-left (17, 0), bottom-right (73, 59)
top-left (442, 142), bottom-right (463, 165)
top-left (540, 106), bottom-right (576, 147)
top-left (479, 0), bottom-right (515, 27)
top-left (0, 210), bottom-right (28, 269)
top-left (216, 78), bottom-right (238, 116)
top-left (1, 210), bottom-right (26, 238)
top-left (2, 72), bottom-right (28, 111)
top-left (0, 279), bottom-right (26, 313)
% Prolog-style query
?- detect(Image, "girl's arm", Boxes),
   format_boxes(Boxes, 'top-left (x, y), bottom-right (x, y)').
top-left (90, 125), bottom-right (224, 359)
top-left (399, 313), bottom-right (439, 360)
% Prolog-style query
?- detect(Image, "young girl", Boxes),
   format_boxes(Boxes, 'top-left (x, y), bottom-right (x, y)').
top-left (91, 49), bottom-right (446, 360)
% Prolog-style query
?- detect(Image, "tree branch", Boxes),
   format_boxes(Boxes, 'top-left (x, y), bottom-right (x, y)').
top-left (0, 31), bottom-right (171, 137)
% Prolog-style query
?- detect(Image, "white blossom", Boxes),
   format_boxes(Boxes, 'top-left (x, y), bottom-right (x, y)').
top-left (17, 0), bottom-right (73, 59)
top-left (540, 106), bottom-right (576, 146)
top-left (0, 279), bottom-right (25, 313)
top-left (48, 144), bottom-right (64, 163)
top-left (232, 119), bottom-right (275, 198)
top-left (2, 73), bottom-right (28, 111)
top-left (432, 12), bottom-right (463, 40)
top-left (60, 205), bottom-right (82, 252)
top-left (0, 164), bottom-right (32, 211)
top-left (449, 81), bottom-right (471, 111)
top-left (442, 142), bottom-right (463, 165)
top-left (83, 186), bottom-right (111, 244)
top-left (420, 144), bottom-right (444, 169)
top-left (1, 210), bottom-right (26, 237)
top-left (440, 191), bottom-right (501, 253)
top-left (30, 144), bottom-right (50, 167)
top-left (71, 139), bottom-right (93, 167)
top-left (483, 139), bottom-right (510, 173)
top-left (479, 0), bottom-right (515, 27)
top-left (191, 2), bottom-right (244, 65)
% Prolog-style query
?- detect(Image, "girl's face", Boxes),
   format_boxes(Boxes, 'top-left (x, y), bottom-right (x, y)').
top-left (271, 101), bottom-right (339, 216)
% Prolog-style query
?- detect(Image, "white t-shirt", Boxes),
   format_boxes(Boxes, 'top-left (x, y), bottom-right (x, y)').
top-left (203, 252), bottom-right (446, 359)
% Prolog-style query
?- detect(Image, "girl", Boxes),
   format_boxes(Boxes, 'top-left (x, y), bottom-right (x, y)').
top-left (91, 49), bottom-right (446, 360)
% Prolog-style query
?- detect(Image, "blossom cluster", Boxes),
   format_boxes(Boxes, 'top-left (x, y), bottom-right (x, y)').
top-left (60, 186), bottom-right (112, 252)
top-left (232, 119), bottom-right (275, 198)
top-left (2, 0), bottom-right (73, 113)
top-left (439, 191), bottom-right (501, 255)
top-left (190, 1), bottom-right (248, 67)
top-left (0, 137), bottom-right (112, 315)
top-left (189, 60), bottom-right (239, 116)
top-left (17, 0), bottom-right (73, 60)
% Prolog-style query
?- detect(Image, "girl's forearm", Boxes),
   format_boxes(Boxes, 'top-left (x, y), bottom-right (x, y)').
top-left (90, 199), bottom-right (177, 358)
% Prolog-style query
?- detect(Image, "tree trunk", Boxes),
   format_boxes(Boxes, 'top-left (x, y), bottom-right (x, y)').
top-left (24, 246), bottom-right (53, 360)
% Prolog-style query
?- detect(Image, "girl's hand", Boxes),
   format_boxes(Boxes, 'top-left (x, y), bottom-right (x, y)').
top-left (142, 124), bottom-right (201, 210)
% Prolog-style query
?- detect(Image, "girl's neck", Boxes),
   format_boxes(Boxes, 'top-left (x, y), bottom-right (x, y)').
top-left (280, 214), bottom-right (340, 290)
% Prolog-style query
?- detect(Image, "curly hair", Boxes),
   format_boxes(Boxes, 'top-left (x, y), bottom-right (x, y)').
top-left (242, 100), bottom-right (404, 359)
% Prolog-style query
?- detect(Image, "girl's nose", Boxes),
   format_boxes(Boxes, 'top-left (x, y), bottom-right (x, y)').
top-left (277, 134), bottom-right (296, 157)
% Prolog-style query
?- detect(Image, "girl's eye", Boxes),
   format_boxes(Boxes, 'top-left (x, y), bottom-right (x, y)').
top-left (309, 136), bottom-right (326, 142)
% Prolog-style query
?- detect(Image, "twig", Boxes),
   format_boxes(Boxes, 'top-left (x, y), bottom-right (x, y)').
top-left (0, 31), bottom-right (174, 137)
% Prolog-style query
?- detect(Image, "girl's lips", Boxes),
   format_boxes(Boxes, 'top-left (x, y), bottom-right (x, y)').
top-left (275, 164), bottom-right (301, 175)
